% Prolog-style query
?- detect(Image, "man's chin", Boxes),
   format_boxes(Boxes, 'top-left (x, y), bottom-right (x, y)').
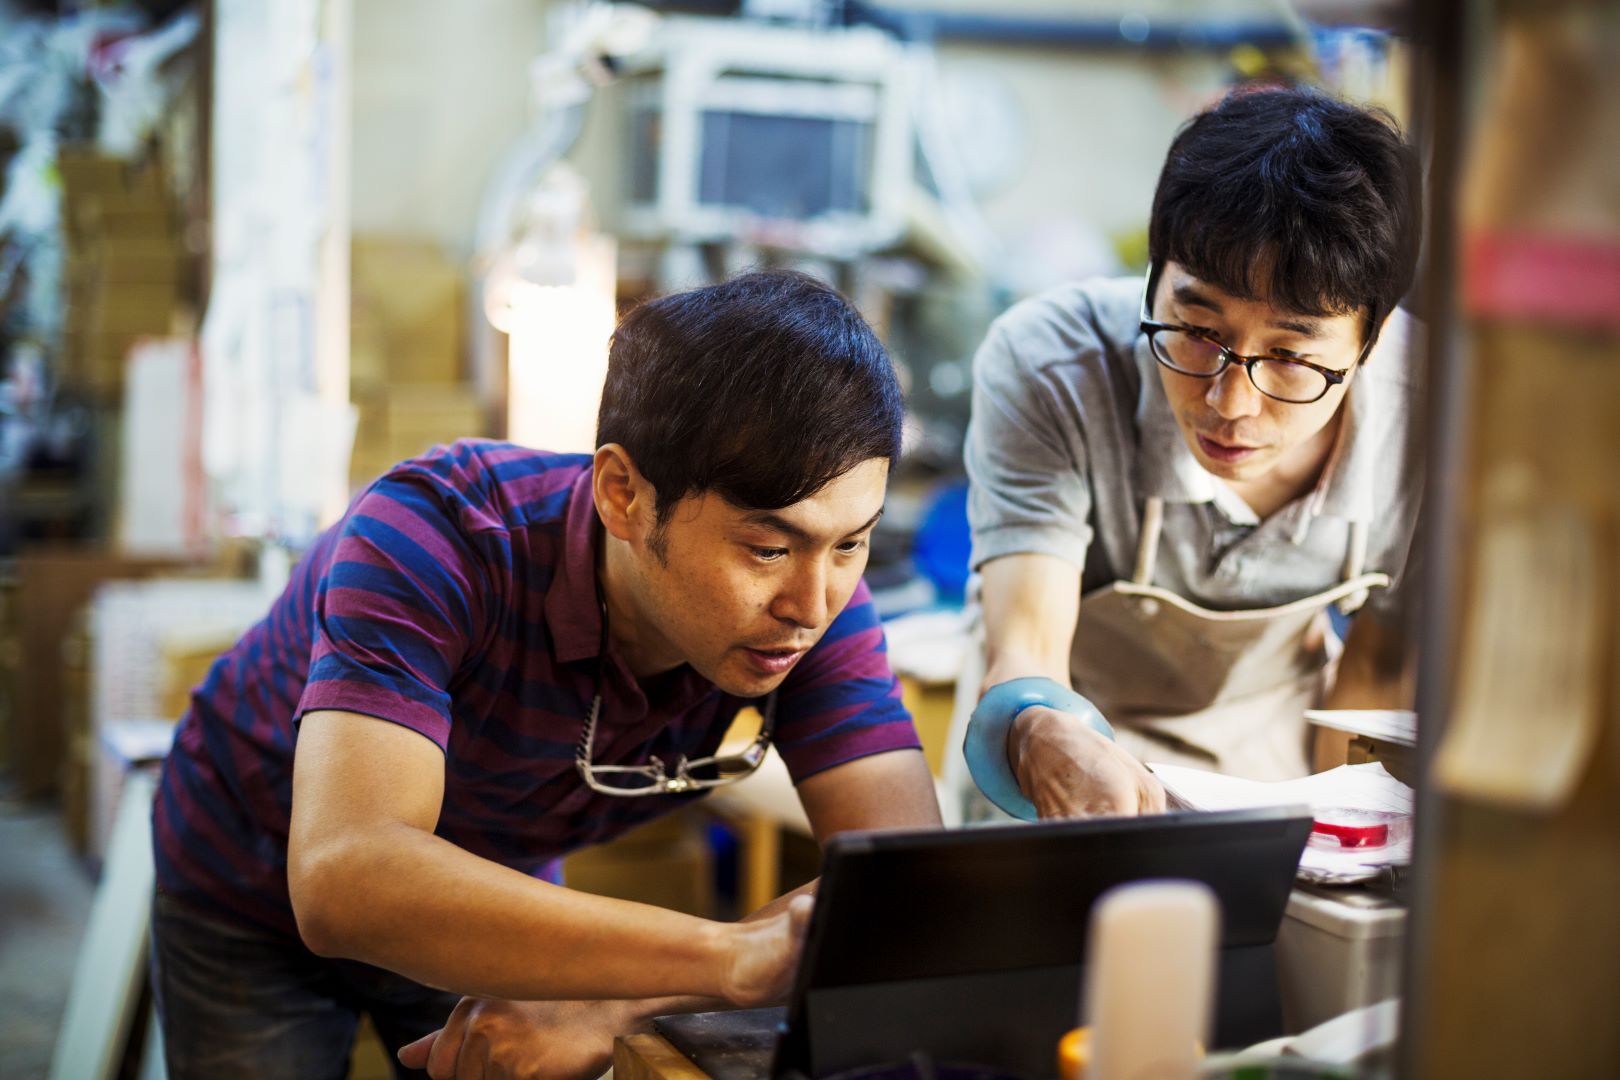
top-left (1195, 455), bottom-right (1251, 481)
top-left (700, 655), bottom-right (795, 699)
top-left (1189, 439), bottom-right (1274, 481)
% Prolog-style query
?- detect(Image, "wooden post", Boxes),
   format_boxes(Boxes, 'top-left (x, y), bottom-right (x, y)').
top-left (1402, 3), bottom-right (1620, 1076)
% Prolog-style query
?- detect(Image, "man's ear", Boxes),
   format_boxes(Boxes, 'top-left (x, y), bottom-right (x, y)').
top-left (1359, 309), bottom-right (1400, 367)
top-left (593, 444), bottom-right (653, 542)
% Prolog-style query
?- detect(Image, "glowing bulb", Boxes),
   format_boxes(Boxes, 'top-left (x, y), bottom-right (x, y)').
top-left (505, 233), bottom-right (617, 453)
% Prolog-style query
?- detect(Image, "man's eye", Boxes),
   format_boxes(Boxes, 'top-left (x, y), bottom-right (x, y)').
top-left (751, 547), bottom-right (789, 561)
top-left (837, 539), bottom-right (869, 554)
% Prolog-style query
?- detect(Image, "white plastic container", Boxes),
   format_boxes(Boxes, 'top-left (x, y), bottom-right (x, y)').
top-left (1276, 884), bottom-right (1406, 1033)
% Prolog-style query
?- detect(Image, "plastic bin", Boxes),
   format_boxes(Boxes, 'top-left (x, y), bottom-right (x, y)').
top-left (1277, 884), bottom-right (1406, 1033)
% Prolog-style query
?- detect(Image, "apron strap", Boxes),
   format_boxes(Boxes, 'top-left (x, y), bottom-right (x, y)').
top-left (1337, 519), bottom-right (1372, 615)
top-left (1133, 496), bottom-right (1165, 587)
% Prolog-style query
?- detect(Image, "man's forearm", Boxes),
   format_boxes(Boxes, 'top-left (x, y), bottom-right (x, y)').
top-left (981, 643), bottom-right (1073, 696)
top-left (292, 821), bottom-right (736, 1003)
top-left (596, 880), bottom-right (822, 1032)
top-left (977, 554), bottom-right (1082, 697)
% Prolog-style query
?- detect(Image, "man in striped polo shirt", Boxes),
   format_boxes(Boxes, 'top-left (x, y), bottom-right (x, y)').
top-left (149, 270), bottom-right (942, 1079)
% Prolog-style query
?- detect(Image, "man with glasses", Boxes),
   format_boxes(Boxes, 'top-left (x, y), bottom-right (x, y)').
top-left (149, 270), bottom-right (941, 1079)
top-left (960, 87), bottom-right (1423, 820)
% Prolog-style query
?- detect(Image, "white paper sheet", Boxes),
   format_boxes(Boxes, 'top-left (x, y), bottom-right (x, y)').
top-left (1303, 709), bottom-right (1418, 748)
top-left (1150, 762), bottom-right (1415, 884)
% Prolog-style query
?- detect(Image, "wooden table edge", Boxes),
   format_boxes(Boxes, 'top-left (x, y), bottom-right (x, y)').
top-left (613, 1032), bottom-right (713, 1080)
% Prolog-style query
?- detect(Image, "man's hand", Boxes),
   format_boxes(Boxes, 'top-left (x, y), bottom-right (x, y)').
top-left (396, 895), bottom-right (814, 1079)
top-left (719, 892), bottom-right (815, 1007)
top-left (1010, 706), bottom-right (1167, 818)
top-left (397, 997), bottom-right (634, 1080)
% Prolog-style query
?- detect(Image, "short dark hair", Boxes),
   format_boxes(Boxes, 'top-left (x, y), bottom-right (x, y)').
top-left (596, 270), bottom-right (902, 523)
top-left (1148, 86), bottom-right (1421, 343)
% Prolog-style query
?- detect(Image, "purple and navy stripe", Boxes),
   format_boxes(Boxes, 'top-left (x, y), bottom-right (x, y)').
top-left (153, 441), bottom-right (918, 937)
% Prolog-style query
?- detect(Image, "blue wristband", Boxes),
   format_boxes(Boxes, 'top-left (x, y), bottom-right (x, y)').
top-left (963, 677), bottom-right (1115, 821)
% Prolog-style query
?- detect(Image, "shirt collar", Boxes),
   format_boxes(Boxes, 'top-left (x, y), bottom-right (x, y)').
top-left (542, 467), bottom-right (720, 719)
top-left (546, 467), bottom-right (609, 664)
top-left (1132, 331), bottom-right (1379, 537)
top-left (1306, 365), bottom-right (1377, 525)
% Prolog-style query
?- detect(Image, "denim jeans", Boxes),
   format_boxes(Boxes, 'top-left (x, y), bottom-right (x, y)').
top-left (149, 889), bottom-right (461, 1080)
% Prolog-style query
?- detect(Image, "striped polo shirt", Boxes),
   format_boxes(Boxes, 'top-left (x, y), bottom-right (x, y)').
top-left (153, 441), bottom-right (920, 937)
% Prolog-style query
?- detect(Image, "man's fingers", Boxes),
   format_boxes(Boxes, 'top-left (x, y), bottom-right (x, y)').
top-left (456, 1028), bottom-right (490, 1080)
top-left (1085, 775), bottom-right (1142, 818)
top-left (787, 891), bottom-right (815, 935)
top-left (427, 999), bottom-right (476, 1079)
top-left (397, 1030), bottom-right (439, 1070)
top-left (1139, 770), bottom-right (1169, 814)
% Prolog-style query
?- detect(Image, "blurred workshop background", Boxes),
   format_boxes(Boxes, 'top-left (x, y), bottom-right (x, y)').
top-left (2, 1), bottom-right (1617, 1078)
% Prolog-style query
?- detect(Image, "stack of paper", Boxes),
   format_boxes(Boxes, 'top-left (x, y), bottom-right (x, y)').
top-left (1303, 709), bottom-right (1418, 747)
top-left (1150, 762), bottom-right (1415, 884)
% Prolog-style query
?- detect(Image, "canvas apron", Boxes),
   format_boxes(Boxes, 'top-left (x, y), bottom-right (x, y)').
top-left (1070, 495), bottom-right (1391, 780)
top-left (942, 496), bottom-right (1391, 823)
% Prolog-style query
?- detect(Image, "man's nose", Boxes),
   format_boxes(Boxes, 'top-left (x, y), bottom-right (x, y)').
top-left (1206, 364), bottom-right (1263, 419)
top-left (771, 558), bottom-right (829, 630)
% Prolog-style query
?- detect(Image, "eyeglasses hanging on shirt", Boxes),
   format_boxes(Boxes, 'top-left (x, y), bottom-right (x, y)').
top-left (574, 596), bottom-right (777, 797)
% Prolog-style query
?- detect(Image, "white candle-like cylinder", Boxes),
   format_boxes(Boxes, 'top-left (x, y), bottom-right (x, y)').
top-left (1082, 880), bottom-right (1220, 1080)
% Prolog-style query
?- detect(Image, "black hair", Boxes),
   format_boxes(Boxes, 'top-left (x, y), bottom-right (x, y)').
top-left (596, 269), bottom-right (902, 524)
top-left (1148, 86), bottom-right (1422, 345)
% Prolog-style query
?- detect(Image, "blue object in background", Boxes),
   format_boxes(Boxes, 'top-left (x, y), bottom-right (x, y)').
top-left (912, 480), bottom-right (972, 604)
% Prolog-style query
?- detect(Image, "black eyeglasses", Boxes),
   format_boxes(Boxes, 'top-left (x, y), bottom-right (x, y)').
top-left (573, 597), bottom-right (776, 797)
top-left (1138, 264), bottom-right (1362, 406)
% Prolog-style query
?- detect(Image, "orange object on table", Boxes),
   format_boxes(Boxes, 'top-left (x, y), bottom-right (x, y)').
top-left (1057, 1027), bottom-right (1091, 1080)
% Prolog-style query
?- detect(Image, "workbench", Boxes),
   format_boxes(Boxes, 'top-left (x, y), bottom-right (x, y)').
top-left (615, 1033), bottom-right (714, 1080)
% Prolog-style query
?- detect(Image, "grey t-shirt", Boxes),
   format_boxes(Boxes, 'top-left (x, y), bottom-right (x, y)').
top-left (964, 276), bottom-right (1424, 621)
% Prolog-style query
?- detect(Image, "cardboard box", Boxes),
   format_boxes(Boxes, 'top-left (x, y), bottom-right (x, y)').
top-left (0, 575), bottom-right (17, 775)
top-left (156, 626), bottom-right (239, 722)
top-left (12, 550), bottom-right (197, 798)
top-left (384, 385), bottom-right (486, 453)
top-left (56, 147), bottom-right (166, 200)
top-left (65, 205), bottom-right (175, 249)
top-left (87, 285), bottom-right (182, 331)
top-left (59, 330), bottom-right (138, 398)
top-left (56, 150), bottom-right (129, 198)
top-left (564, 809), bottom-right (715, 917)
top-left (351, 235), bottom-right (465, 388)
top-left (54, 147), bottom-right (188, 400)
top-left (348, 302), bottom-right (390, 389)
top-left (70, 245), bottom-right (186, 285)
top-left (59, 613), bottom-right (93, 853)
top-left (349, 383), bottom-right (488, 488)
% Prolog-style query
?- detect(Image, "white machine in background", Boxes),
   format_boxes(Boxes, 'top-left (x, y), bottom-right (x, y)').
top-left (472, 2), bottom-right (995, 447)
top-left (615, 15), bottom-right (915, 259)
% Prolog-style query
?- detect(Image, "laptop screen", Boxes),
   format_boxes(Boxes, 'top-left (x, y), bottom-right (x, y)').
top-left (773, 806), bottom-right (1311, 1077)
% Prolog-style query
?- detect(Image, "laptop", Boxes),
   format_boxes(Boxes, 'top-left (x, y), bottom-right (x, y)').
top-left (656, 806), bottom-right (1311, 1079)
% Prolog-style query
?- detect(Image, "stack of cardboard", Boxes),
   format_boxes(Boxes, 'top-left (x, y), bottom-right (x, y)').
top-left (564, 810), bottom-right (716, 917)
top-left (59, 609), bottom-right (94, 852)
top-left (82, 578), bottom-right (271, 860)
top-left (11, 550), bottom-right (194, 800)
top-left (56, 149), bottom-right (189, 399)
top-left (349, 236), bottom-right (488, 487)
top-left (0, 571), bottom-right (17, 776)
top-left (349, 384), bottom-right (488, 488)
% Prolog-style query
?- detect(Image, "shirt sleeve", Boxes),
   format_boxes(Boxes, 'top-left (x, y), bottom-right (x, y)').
top-left (295, 469), bottom-right (493, 750)
top-left (964, 313), bottom-right (1096, 573)
top-left (770, 579), bottom-right (922, 783)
